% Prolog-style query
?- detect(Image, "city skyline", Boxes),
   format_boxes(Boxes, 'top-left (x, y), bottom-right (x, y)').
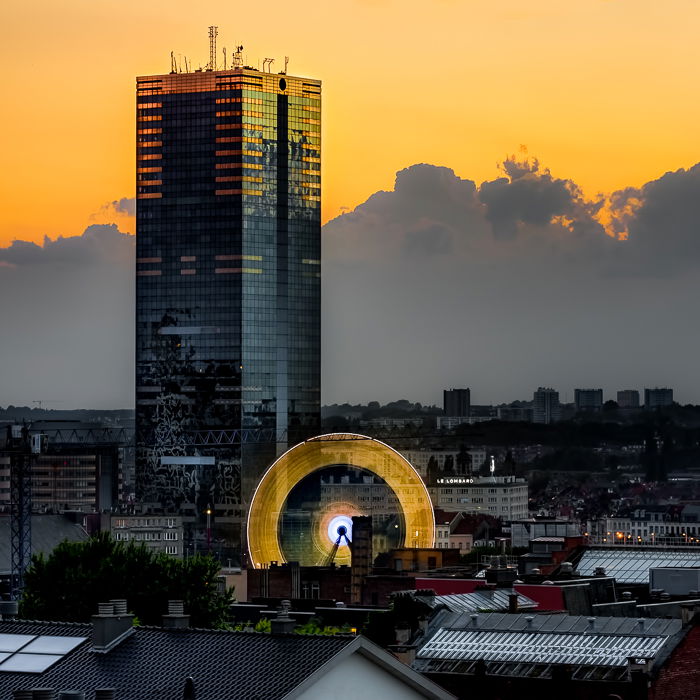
top-left (1, 4), bottom-right (699, 408)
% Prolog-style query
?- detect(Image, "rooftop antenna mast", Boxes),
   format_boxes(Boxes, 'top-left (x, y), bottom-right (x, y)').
top-left (283, 56), bottom-right (289, 74)
top-left (171, 51), bottom-right (177, 74)
top-left (208, 26), bottom-right (218, 71)
top-left (490, 455), bottom-right (496, 481)
top-left (233, 45), bottom-right (244, 68)
top-left (222, 47), bottom-right (227, 70)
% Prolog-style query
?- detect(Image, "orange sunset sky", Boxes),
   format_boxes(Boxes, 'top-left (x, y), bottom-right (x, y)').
top-left (1, 0), bottom-right (699, 246)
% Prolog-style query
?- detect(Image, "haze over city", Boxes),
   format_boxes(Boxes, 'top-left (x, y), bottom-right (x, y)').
top-left (1, 0), bottom-right (699, 408)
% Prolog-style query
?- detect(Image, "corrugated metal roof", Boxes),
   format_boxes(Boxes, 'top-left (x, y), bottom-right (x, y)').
top-left (577, 548), bottom-right (700, 583)
top-left (414, 612), bottom-right (682, 680)
top-left (433, 590), bottom-right (538, 613)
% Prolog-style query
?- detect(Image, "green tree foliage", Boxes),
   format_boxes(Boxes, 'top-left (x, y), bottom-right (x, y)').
top-left (20, 532), bottom-right (232, 628)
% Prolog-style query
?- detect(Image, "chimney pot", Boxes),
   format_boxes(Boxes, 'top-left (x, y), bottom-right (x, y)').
top-left (470, 614), bottom-right (478, 628)
top-left (109, 600), bottom-right (127, 616)
top-left (94, 690), bottom-right (116, 700)
top-left (168, 600), bottom-right (184, 616)
top-left (31, 690), bottom-right (55, 700)
top-left (525, 616), bottom-right (534, 630)
top-left (97, 603), bottom-right (114, 616)
top-left (637, 618), bottom-right (645, 631)
top-left (587, 617), bottom-right (596, 630)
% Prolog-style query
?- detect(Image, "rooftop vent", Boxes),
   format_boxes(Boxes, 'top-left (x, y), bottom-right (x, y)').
top-left (163, 600), bottom-right (190, 629)
top-left (587, 617), bottom-right (596, 631)
top-left (12, 691), bottom-right (32, 700)
top-left (470, 614), bottom-right (479, 628)
top-left (270, 600), bottom-right (296, 635)
top-left (31, 691), bottom-right (55, 700)
top-left (94, 690), bottom-right (116, 700)
top-left (57, 693), bottom-right (84, 700)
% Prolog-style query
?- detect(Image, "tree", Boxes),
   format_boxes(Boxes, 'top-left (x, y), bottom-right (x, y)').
top-left (20, 532), bottom-right (232, 628)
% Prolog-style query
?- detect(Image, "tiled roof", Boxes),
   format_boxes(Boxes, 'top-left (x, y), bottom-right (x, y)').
top-left (413, 612), bottom-right (683, 682)
top-left (0, 620), bottom-right (357, 700)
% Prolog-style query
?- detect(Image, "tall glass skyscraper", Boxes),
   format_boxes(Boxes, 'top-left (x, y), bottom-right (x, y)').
top-left (135, 65), bottom-right (321, 561)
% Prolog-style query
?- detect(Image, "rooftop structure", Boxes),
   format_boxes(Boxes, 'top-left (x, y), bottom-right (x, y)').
top-left (414, 612), bottom-right (682, 682)
top-left (575, 547), bottom-right (700, 584)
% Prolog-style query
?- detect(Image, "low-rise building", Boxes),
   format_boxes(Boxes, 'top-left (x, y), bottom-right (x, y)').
top-left (105, 513), bottom-right (184, 557)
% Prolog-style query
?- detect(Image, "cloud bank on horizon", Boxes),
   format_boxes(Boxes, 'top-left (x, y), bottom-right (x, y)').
top-left (0, 158), bottom-right (698, 408)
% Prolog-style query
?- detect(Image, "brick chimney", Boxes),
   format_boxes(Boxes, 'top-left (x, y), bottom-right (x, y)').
top-left (91, 601), bottom-right (134, 653)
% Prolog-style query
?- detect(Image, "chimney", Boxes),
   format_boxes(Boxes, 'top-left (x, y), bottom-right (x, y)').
top-left (508, 593), bottom-right (518, 613)
top-left (270, 600), bottom-right (297, 635)
top-left (94, 690), bottom-right (116, 700)
top-left (91, 602), bottom-right (134, 653)
top-left (163, 600), bottom-right (190, 629)
top-left (587, 617), bottom-right (596, 631)
top-left (31, 691), bottom-right (55, 700)
top-left (524, 616), bottom-right (534, 630)
top-left (470, 614), bottom-right (479, 628)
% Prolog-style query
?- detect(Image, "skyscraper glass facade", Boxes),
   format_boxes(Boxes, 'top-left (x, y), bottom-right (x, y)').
top-left (135, 67), bottom-right (321, 560)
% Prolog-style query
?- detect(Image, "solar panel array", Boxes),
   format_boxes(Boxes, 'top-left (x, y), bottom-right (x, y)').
top-left (0, 634), bottom-right (85, 674)
top-left (576, 548), bottom-right (700, 583)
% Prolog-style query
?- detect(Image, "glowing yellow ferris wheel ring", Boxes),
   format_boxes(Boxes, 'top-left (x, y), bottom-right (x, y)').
top-left (247, 433), bottom-right (435, 568)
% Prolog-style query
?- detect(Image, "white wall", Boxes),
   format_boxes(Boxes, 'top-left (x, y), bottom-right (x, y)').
top-left (296, 651), bottom-right (429, 700)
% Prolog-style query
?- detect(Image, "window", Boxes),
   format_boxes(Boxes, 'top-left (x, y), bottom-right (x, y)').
top-left (165, 545), bottom-right (178, 555)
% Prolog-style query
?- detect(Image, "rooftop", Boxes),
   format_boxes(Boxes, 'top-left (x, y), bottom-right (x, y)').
top-left (414, 612), bottom-right (683, 682)
top-left (576, 548), bottom-right (700, 584)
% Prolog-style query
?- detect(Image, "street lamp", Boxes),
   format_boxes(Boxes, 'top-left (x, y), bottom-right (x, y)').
top-left (205, 505), bottom-right (212, 553)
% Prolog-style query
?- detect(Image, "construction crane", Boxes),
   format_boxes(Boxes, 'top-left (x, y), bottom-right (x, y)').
top-left (323, 525), bottom-right (351, 567)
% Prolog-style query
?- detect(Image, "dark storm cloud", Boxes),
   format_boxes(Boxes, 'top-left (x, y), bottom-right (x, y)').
top-left (2, 160), bottom-right (699, 410)
top-left (322, 159), bottom-right (700, 405)
top-left (0, 224), bottom-right (133, 267)
top-left (478, 156), bottom-right (604, 240)
top-left (0, 225), bottom-right (134, 409)
top-left (94, 197), bottom-right (136, 218)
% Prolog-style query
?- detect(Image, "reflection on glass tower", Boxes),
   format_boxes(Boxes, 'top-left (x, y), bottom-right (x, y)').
top-left (134, 61), bottom-right (321, 562)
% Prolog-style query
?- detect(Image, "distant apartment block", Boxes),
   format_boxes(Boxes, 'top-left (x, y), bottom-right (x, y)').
top-left (496, 406), bottom-right (534, 422)
top-left (429, 475), bottom-right (528, 520)
top-left (0, 447), bottom-right (121, 513)
top-left (645, 387), bottom-right (674, 409)
top-left (533, 387), bottom-right (561, 424)
top-left (574, 388), bottom-right (603, 412)
top-left (107, 513), bottom-right (184, 557)
top-left (443, 388), bottom-right (470, 418)
top-left (403, 448), bottom-right (488, 479)
top-left (617, 389), bottom-right (640, 408)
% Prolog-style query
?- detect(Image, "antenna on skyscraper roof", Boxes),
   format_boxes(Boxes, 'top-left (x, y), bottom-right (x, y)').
top-left (233, 45), bottom-right (244, 68)
top-left (208, 26), bottom-right (218, 71)
top-left (283, 56), bottom-right (289, 74)
top-left (222, 47), bottom-right (227, 70)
